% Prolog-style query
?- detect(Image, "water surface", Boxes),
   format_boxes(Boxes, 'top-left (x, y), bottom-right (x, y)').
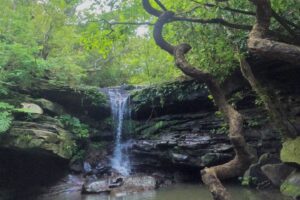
top-left (34, 182), bottom-right (290, 200)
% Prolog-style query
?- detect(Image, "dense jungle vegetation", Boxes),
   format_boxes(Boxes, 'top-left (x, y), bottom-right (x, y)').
top-left (0, 0), bottom-right (299, 199)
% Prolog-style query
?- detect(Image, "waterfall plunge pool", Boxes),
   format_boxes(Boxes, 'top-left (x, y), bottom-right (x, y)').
top-left (2, 181), bottom-right (290, 200)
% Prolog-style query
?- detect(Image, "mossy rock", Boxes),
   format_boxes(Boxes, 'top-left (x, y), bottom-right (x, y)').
top-left (280, 171), bottom-right (300, 198)
top-left (280, 136), bottom-right (300, 165)
top-left (130, 80), bottom-right (214, 119)
top-left (0, 120), bottom-right (75, 159)
top-left (19, 80), bottom-right (110, 120)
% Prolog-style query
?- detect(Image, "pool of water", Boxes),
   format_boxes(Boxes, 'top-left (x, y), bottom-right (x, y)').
top-left (36, 183), bottom-right (290, 200)
top-left (0, 174), bottom-right (291, 200)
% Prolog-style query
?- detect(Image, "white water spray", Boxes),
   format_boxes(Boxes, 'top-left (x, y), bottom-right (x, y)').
top-left (108, 89), bottom-right (131, 176)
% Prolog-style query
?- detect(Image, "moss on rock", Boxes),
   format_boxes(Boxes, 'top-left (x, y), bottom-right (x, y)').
top-left (0, 121), bottom-right (75, 159)
top-left (280, 171), bottom-right (300, 198)
top-left (280, 136), bottom-right (300, 165)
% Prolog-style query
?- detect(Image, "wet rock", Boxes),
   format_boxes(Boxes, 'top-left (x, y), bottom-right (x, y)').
top-left (69, 160), bottom-right (83, 173)
top-left (242, 153), bottom-right (281, 187)
top-left (171, 153), bottom-right (188, 162)
top-left (258, 153), bottom-right (281, 165)
top-left (261, 163), bottom-right (295, 187)
top-left (83, 162), bottom-right (92, 174)
top-left (82, 179), bottom-right (111, 194)
top-left (112, 175), bottom-right (157, 195)
top-left (130, 132), bottom-right (235, 171)
top-left (109, 177), bottom-right (124, 188)
top-left (94, 163), bottom-right (111, 176)
top-left (201, 153), bottom-right (232, 166)
top-left (82, 175), bottom-right (157, 195)
top-left (280, 171), bottom-right (300, 199)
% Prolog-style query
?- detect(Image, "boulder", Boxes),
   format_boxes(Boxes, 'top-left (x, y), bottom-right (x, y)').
top-left (69, 160), bottom-right (83, 173)
top-left (34, 98), bottom-right (65, 116)
top-left (82, 175), bottom-right (157, 195)
top-left (20, 103), bottom-right (43, 114)
top-left (82, 179), bottom-right (111, 194)
top-left (261, 163), bottom-right (295, 187)
top-left (281, 137), bottom-right (300, 165)
top-left (0, 120), bottom-right (74, 160)
top-left (242, 153), bottom-right (281, 187)
top-left (280, 171), bottom-right (300, 199)
top-left (18, 80), bottom-right (110, 121)
top-left (83, 162), bottom-right (92, 174)
top-left (112, 175), bottom-right (157, 195)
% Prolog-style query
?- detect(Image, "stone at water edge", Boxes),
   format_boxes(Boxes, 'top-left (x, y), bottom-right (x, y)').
top-left (242, 153), bottom-right (281, 187)
top-left (111, 175), bottom-right (157, 195)
top-left (280, 171), bottom-right (300, 199)
top-left (281, 136), bottom-right (300, 165)
top-left (261, 163), bottom-right (296, 187)
top-left (82, 179), bottom-right (111, 194)
top-left (82, 175), bottom-right (157, 195)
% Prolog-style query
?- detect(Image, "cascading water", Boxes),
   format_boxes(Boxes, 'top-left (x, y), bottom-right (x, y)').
top-left (108, 88), bottom-right (131, 176)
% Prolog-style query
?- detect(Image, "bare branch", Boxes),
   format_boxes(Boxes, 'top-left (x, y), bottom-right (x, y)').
top-left (271, 9), bottom-right (298, 37)
top-left (173, 16), bottom-right (252, 30)
top-left (153, 11), bottom-right (176, 54)
top-left (110, 21), bottom-right (154, 26)
top-left (142, 0), bottom-right (162, 17)
top-left (189, 1), bottom-right (256, 16)
top-left (154, 0), bottom-right (167, 11)
top-left (88, 19), bottom-right (154, 26)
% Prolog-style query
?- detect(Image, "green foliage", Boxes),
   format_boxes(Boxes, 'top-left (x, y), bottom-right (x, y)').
top-left (71, 149), bottom-right (86, 162)
top-left (0, 0), bottom-right (298, 88)
top-left (0, 0), bottom-right (87, 87)
top-left (58, 115), bottom-right (89, 139)
top-left (280, 175), bottom-right (300, 198)
top-left (239, 176), bottom-right (258, 186)
top-left (280, 137), bottom-right (300, 165)
top-left (0, 102), bottom-right (14, 133)
top-left (90, 142), bottom-right (108, 150)
top-left (0, 112), bottom-right (13, 134)
top-left (78, 86), bottom-right (107, 106)
top-left (131, 80), bottom-right (205, 112)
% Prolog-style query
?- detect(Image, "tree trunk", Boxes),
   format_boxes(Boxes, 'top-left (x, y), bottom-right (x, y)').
top-left (244, 0), bottom-right (299, 139)
top-left (239, 58), bottom-right (297, 139)
top-left (141, 1), bottom-right (253, 198)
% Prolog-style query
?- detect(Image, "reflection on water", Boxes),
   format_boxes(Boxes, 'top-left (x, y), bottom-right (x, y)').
top-left (0, 174), bottom-right (291, 200)
top-left (35, 183), bottom-right (291, 200)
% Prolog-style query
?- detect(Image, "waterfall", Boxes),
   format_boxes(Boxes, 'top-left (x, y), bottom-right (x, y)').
top-left (108, 88), bottom-right (131, 176)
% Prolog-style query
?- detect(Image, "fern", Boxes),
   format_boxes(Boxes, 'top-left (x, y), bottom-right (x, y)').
top-left (0, 102), bottom-right (14, 110)
top-left (0, 111), bottom-right (12, 133)
top-left (0, 102), bottom-right (14, 134)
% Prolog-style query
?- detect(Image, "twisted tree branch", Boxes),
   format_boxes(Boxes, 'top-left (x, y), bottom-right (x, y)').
top-left (143, 1), bottom-right (253, 199)
top-left (248, 0), bottom-right (300, 63)
top-left (142, 0), bottom-right (252, 31)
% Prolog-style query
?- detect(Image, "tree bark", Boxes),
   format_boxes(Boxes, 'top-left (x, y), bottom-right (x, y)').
top-left (239, 58), bottom-right (297, 139)
top-left (248, 0), bottom-right (300, 64)
top-left (142, 1), bottom-right (253, 199)
top-left (244, 0), bottom-right (299, 138)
